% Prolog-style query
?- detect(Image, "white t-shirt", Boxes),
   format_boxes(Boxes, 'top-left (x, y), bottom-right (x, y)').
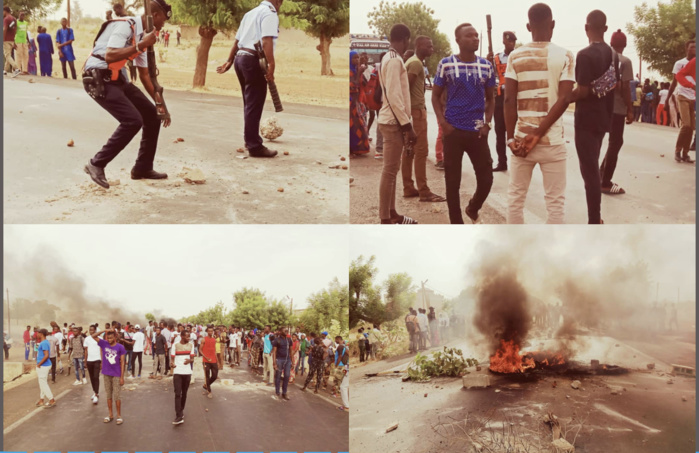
top-left (674, 58), bottom-right (696, 101)
top-left (170, 341), bottom-right (195, 376)
top-left (54, 332), bottom-right (64, 345)
top-left (84, 336), bottom-right (102, 362)
top-left (505, 42), bottom-right (576, 146)
top-left (162, 328), bottom-right (172, 347)
top-left (132, 331), bottom-right (145, 353)
top-left (659, 89), bottom-right (669, 105)
top-left (417, 313), bottom-right (429, 332)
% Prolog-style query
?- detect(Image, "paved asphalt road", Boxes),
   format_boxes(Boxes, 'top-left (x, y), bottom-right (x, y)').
top-left (351, 90), bottom-right (695, 224)
top-left (4, 76), bottom-right (349, 224)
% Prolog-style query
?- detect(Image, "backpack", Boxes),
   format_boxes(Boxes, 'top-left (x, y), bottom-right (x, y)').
top-left (373, 65), bottom-right (384, 108)
top-left (336, 344), bottom-right (349, 365)
top-left (591, 50), bottom-right (620, 99)
top-left (405, 314), bottom-right (417, 334)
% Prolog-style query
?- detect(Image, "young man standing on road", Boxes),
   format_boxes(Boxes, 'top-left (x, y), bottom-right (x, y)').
top-left (3, 7), bottom-right (21, 77)
top-left (568, 10), bottom-right (616, 224)
top-left (201, 326), bottom-right (219, 398)
top-left (150, 326), bottom-right (167, 379)
top-left (14, 11), bottom-right (28, 74)
top-left (91, 329), bottom-right (126, 425)
top-left (55, 18), bottom-right (76, 79)
top-left (332, 336), bottom-right (348, 398)
top-left (262, 324), bottom-right (275, 385)
top-left (417, 308), bottom-right (429, 350)
top-left (378, 24), bottom-right (418, 225)
top-left (84, 325), bottom-right (102, 404)
top-left (46, 328), bottom-right (61, 383)
top-left (216, 0), bottom-right (283, 158)
top-left (492, 31), bottom-right (517, 172)
top-left (68, 326), bottom-right (87, 385)
top-left (171, 330), bottom-right (194, 424)
top-left (402, 35), bottom-right (446, 203)
top-left (35, 329), bottom-right (56, 408)
top-left (504, 2), bottom-right (575, 224)
top-left (432, 23), bottom-right (496, 224)
top-left (132, 324), bottom-right (145, 378)
top-left (599, 29), bottom-right (634, 195)
top-left (23, 325), bottom-right (32, 361)
top-left (82, 0), bottom-right (172, 190)
top-left (665, 39), bottom-right (696, 163)
top-left (272, 327), bottom-right (293, 401)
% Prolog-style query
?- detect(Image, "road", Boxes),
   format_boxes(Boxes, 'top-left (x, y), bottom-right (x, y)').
top-left (351, 91), bottom-right (696, 224)
top-left (3, 76), bottom-right (349, 224)
top-left (3, 354), bottom-right (349, 452)
top-left (349, 331), bottom-right (695, 453)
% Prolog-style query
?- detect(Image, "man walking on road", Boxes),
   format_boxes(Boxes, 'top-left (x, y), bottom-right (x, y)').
top-left (301, 332), bottom-right (325, 394)
top-left (432, 23), bottom-right (496, 224)
top-left (68, 326), bottom-right (87, 385)
top-left (91, 329), bottom-right (126, 425)
top-left (216, 0), bottom-right (282, 158)
top-left (171, 330), bottom-right (194, 424)
top-left (599, 29), bottom-right (635, 196)
top-left (402, 35), bottom-right (446, 203)
top-left (272, 327), bottom-right (293, 401)
top-left (82, 0), bottom-right (173, 190)
top-left (568, 10), bottom-right (616, 224)
top-left (84, 325), bottom-right (102, 404)
top-left (505, 2), bottom-right (574, 224)
top-left (149, 326), bottom-right (167, 379)
top-left (262, 325), bottom-right (275, 385)
top-left (23, 325), bottom-right (31, 361)
top-left (378, 24), bottom-right (418, 225)
top-left (55, 18), bottom-right (76, 79)
top-left (665, 40), bottom-right (696, 163)
top-left (3, 7), bottom-right (21, 77)
top-left (35, 329), bottom-right (56, 408)
top-left (492, 31), bottom-right (517, 172)
top-left (201, 326), bottom-right (219, 398)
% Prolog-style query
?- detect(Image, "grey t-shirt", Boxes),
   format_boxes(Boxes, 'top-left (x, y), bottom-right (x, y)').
top-left (85, 17), bottom-right (146, 73)
top-left (614, 53), bottom-right (633, 115)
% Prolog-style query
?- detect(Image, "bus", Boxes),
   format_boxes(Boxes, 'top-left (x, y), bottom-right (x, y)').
top-left (350, 34), bottom-right (390, 65)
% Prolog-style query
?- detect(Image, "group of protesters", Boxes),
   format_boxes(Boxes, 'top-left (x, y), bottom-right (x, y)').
top-left (350, 3), bottom-right (696, 225)
top-left (25, 318), bottom-right (349, 424)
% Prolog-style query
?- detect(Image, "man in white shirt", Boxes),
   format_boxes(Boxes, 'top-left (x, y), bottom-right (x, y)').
top-left (216, 0), bottom-right (282, 158)
top-left (84, 325), bottom-right (102, 404)
top-left (132, 325), bottom-right (145, 378)
top-left (170, 330), bottom-right (194, 425)
top-left (416, 308), bottom-right (429, 350)
top-left (161, 322), bottom-right (172, 375)
top-left (665, 39), bottom-right (696, 163)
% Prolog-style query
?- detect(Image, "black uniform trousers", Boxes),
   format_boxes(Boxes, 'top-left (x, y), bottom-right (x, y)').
top-left (234, 53), bottom-right (267, 152)
top-left (88, 77), bottom-right (160, 171)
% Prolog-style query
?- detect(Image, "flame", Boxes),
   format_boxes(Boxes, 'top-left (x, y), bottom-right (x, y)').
top-left (489, 339), bottom-right (535, 373)
top-left (489, 340), bottom-right (567, 373)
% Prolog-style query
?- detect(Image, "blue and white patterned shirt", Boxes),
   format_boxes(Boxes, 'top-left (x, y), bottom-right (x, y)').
top-left (434, 54), bottom-right (496, 132)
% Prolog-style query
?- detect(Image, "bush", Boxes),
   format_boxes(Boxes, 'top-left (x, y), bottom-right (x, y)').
top-left (406, 347), bottom-right (478, 382)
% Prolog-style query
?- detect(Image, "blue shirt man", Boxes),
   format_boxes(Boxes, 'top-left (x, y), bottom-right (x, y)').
top-left (37, 339), bottom-right (51, 367)
top-left (55, 23), bottom-right (75, 62)
top-left (263, 333), bottom-right (273, 354)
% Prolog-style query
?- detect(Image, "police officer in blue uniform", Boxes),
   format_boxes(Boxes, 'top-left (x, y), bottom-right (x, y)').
top-left (83, 0), bottom-right (172, 189)
top-left (217, 0), bottom-right (282, 158)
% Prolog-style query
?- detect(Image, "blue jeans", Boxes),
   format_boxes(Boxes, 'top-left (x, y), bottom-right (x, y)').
top-left (296, 352), bottom-right (306, 374)
top-left (274, 358), bottom-right (292, 395)
top-left (126, 350), bottom-right (134, 373)
top-left (73, 358), bottom-right (85, 380)
top-left (25, 342), bottom-right (31, 361)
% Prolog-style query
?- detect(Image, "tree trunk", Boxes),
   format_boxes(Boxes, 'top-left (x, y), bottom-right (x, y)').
top-left (319, 33), bottom-right (333, 76)
top-left (193, 26), bottom-right (218, 88)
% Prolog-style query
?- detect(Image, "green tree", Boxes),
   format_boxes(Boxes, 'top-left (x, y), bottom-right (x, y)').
top-left (145, 313), bottom-right (156, 322)
top-left (71, 0), bottom-right (83, 24)
top-left (349, 255), bottom-right (378, 328)
top-left (169, 0), bottom-right (256, 88)
top-left (367, 1), bottom-right (451, 73)
top-left (267, 300), bottom-right (293, 330)
top-left (383, 273), bottom-right (416, 321)
top-left (283, 0), bottom-right (349, 75)
top-left (627, 0), bottom-right (696, 80)
top-left (5, 0), bottom-right (62, 18)
top-left (299, 278), bottom-right (348, 334)
top-left (230, 288), bottom-right (270, 329)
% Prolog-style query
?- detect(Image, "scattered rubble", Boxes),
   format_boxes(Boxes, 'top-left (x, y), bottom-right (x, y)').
top-left (385, 423), bottom-right (398, 433)
top-left (570, 380), bottom-right (581, 390)
top-left (277, 187), bottom-right (284, 193)
top-left (260, 117), bottom-right (283, 140)
top-left (67, 139), bottom-right (74, 147)
top-left (180, 167), bottom-right (206, 184)
top-left (283, 151), bottom-right (289, 155)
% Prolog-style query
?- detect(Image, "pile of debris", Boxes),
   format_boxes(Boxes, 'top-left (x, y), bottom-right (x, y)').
top-left (406, 347), bottom-right (478, 382)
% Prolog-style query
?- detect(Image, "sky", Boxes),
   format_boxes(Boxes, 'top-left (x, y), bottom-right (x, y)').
top-left (48, 0), bottom-right (110, 21)
top-left (4, 225), bottom-right (348, 319)
top-left (350, 0), bottom-right (677, 80)
top-left (350, 225), bottom-right (696, 302)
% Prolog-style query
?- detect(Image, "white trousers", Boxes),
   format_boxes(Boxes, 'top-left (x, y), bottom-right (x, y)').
top-left (37, 366), bottom-right (54, 400)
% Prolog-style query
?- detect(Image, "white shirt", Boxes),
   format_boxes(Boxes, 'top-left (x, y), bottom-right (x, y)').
top-left (84, 336), bottom-right (102, 362)
top-left (417, 313), bottom-right (429, 332)
top-left (674, 58), bottom-right (695, 101)
top-left (162, 328), bottom-right (172, 347)
top-left (170, 340), bottom-right (194, 376)
top-left (85, 17), bottom-right (147, 72)
top-left (229, 332), bottom-right (239, 348)
top-left (659, 89), bottom-right (669, 104)
top-left (54, 331), bottom-right (64, 345)
top-left (235, 1), bottom-right (279, 55)
top-left (132, 331), bottom-right (145, 353)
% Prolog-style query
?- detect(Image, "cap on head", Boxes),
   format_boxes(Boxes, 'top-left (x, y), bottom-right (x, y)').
top-left (153, 0), bottom-right (172, 19)
top-left (135, 324), bottom-right (140, 329)
top-left (503, 31), bottom-right (517, 41)
top-left (610, 29), bottom-right (626, 48)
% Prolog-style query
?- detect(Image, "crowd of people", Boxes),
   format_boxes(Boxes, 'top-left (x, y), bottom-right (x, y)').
top-left (19, 318), bottom-right (349, 424)
top-left (350, 3), bottom-right (696, 225)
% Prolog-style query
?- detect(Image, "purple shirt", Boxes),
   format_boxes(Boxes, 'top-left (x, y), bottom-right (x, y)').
top-left (98, 338), bottom-right (126, 377)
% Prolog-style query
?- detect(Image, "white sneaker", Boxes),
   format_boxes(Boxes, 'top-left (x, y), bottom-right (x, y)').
top-left (72, 380), bottom-right (81, 386)
top-left (11, 69), bottom-right (20, 78)
top-left (90, 393), bottom-right (95, 399)
top-left (92, 395), bottom-right (98, 404)
top-left (82, 378), bottom-right (87, 384)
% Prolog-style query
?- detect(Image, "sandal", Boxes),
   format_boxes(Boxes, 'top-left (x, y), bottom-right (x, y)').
top-left (419, 193), bottom-right (446, 202)
top-left (403, 190), bottom-right (419, 198)
top-left (104, 417), bottom-right (113, 423)
top-left (601, 183), bottom-right (626, 195)
top-left (393, 215), bottom-right (418, 225)
top-left (116, 418), bottom-right (123, 425)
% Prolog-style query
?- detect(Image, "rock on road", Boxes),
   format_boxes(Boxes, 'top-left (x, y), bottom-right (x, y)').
top-left (4, 77), bottom-right (349, 224)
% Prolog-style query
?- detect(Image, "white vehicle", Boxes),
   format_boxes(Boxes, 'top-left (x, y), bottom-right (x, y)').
top-left (350, 34), bottom-right (390, 65)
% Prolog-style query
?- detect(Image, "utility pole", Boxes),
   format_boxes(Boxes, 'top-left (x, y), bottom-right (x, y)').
top-left (421, 280), bottom-right (428, 310)
top-left (639, 54), bottom-right (642, 81)
top-left (656, 282), bottom-right (659, 303)
top-left (6, 288), bottom-right (10, 337)
top-left (67, 0), bottom-right (71, 27)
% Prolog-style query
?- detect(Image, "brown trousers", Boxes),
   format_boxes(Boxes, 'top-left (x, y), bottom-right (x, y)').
top-left (401, 109), bottom-right (431, 197)
top-left (676, 95), bottom-right (696, 155)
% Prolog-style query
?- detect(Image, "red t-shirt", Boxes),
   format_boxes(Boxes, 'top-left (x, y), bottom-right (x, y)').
top-left (3, 15), bottom-right (16, 42)
top-left (201, 336), bottom-right (217, 364)
top-left (23, 330), bottom-right (31, 343)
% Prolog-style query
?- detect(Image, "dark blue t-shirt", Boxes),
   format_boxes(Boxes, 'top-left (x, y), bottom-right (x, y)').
top-left (272, 336), bottom-right (292, 361)
top-left (434, 54), bottom-right (496, 132)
